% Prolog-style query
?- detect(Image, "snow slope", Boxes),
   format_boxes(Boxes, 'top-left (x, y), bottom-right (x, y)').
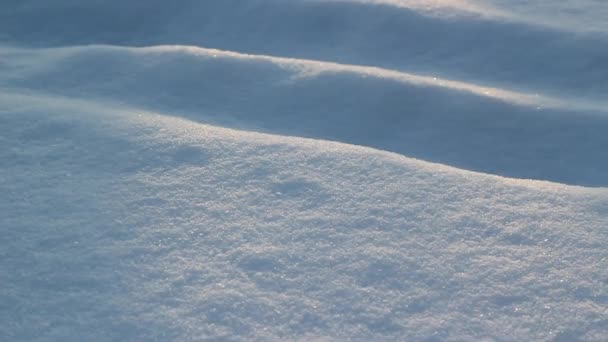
top-left (1, 1), bottom-right (607, 341)
top-left (2, 92), bottom-right (607, 341)
top-left (2, 45), bottom-right (607, 187)
top-left (2, 0), bottom-right (608, 99)
top-left (479, 0), bottom-right (608, 33)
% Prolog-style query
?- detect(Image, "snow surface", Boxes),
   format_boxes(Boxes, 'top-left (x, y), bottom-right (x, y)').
top-left (1, 1), bottom-right (607, 341)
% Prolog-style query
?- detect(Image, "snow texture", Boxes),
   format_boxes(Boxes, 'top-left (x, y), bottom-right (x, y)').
top-left (1, 1), bottom-right (607, 341)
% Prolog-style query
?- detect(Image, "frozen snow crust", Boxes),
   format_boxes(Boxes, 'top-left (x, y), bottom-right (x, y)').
top-left (1, 1), bottom-right (607, 341)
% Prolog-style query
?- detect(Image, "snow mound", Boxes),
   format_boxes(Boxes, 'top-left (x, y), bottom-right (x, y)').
top-left (1, 92), bottom-right (607, 341)
top-left (2, 1), bottom-right (607, 341)
top-left (2, 0), bottom-right (607, 99)
top-left (2, 45), bottom-right (607, 186)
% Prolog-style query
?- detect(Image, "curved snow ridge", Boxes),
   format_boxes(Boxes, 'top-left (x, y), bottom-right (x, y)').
top-left (135, 45), bottom-right (608, 112)
top-left (328, 0), bottom-right (608, 33)
top-left (2, 91), bottom-right (608, 341)
top-left (475, 0), bottom-right (608, 34)
top-left (317, 0), bottom-right (505, 17)
top-left (2, 44), bottom-right (606, 114)
top-left (3, 89), bottom-right (608, 197)
top-left (3, 44), bottom-right (608, 187)
top-left (0, 88), bottom-right (602, 193)
top-left (2, 0), bottom-right (607, 99)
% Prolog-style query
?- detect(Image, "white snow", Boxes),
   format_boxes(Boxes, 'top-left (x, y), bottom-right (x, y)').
top-left (1, 1), bottom-right (607, 341)
top-left (477, 0), bottom-right (608, 33)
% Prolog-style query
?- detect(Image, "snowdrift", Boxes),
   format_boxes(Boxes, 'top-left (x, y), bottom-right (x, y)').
top-left (2, 92), bottom-right (607, 341)
top-left (2, 0), bottom-right (608, 98)
top-left (2, 45), bottom-right (607, 186)
top-left (2, 1), bottom-right (607, 341)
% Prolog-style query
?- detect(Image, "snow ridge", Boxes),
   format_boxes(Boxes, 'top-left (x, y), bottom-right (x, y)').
top-left (1, 1), bottom-right (607, 341)
top-left (3, 45), bottom-right (607, 187)
top-left (2, 0), bottom-right (608, 99)
top-left (2, 92), bottom-right (607, 341)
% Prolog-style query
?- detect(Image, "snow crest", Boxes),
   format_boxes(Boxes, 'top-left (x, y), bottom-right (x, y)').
top-left (1, 1), bottom-right (607, 341)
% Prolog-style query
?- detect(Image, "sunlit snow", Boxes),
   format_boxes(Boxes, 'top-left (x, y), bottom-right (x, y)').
top-left (1, 1), bottom-right (607, 341)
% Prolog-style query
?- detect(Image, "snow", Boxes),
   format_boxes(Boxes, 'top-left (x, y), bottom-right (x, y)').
top-left (1, 1), bottom-right (607, 341)
top-left (3, 44), bottom-right (607, 187)
top-left (2, 1), bottom-right (607, 98)
top-left (479, 0), bottom-right (608, 33)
